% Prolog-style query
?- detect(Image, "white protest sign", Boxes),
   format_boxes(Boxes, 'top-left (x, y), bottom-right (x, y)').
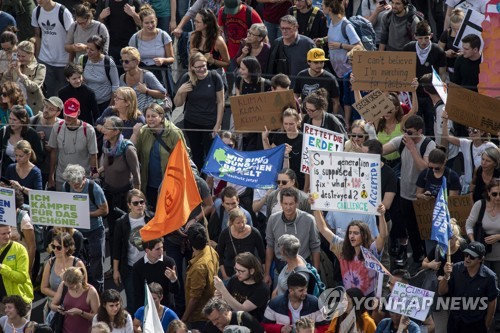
top-left (310, 151), bottom-right (381, 215)
top-left (453, 9), bottom-right (484, 51)
top-left (361, 246), bottom-right (391, 275)
top-left (339, 307), bottom-right (357, 333)
top-left (301, 123), bottom-right (344, 174)
top-left (0, 187), bottom-right (16, 227)
top-left (432, 68), bottom-right (447, 104)
top-left (29, 190), bottom-right (91, 229)
top-left (386, 281), bottom-right (435, 321)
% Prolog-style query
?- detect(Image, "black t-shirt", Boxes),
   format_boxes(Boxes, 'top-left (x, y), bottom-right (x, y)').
top-left (97, 0), bottom-right (142, 48)
top-left (270, 132), bottom-right (304, 189)
top-left (439, 29), bottom-right (460, 71)
top-left (452, 55), bottom-right (481, 92)
top-left (427, 243), bottom-right (464, 277)
top-left (416, 167), bottom-right (461, 197)
top-left (226, 276), bottom-right (270, 321)
top-left (235, 77), bottom-right (271, 95)
top-left (294, 69), bottom-right (339, 113)
top-left (287, 6), bottom-right (329, 39)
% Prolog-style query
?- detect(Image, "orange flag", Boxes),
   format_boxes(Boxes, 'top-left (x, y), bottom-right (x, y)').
top-left (140, 139), bottom-right (202, 242)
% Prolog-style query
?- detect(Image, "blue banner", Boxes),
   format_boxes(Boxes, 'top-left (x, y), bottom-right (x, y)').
top-left (431, 176), bottom-right (453, 255)
top-left (202, 136), bottom-right (285, 189)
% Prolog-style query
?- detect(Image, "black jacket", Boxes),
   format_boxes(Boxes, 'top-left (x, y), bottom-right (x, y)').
top-left (0, 126), bottom-right (45, 175)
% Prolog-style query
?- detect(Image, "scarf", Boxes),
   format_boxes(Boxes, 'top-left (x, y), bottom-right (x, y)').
top-left (416, 42), bottom-right (432, 65)
top-left (103, 134), bottom-right (128, 157)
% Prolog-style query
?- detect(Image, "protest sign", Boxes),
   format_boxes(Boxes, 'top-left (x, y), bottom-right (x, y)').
top-left (432, 68), bottom-right (447, 104)
top-left (230, 90), bottom-right (296, 131)
top-left (301, 123), bottom-right (344, 174)
top-left (352, 89), bottom-right (394, 122)
top-left (351, 51), bottom-right (416, 92)
top-left (453, 9), bottom-right (484, 51)
top-left (361, 246), bottom-right (391, 275)
top-left (387, 281), bottom-right (435, 321)
top-left (202, 136), bottom-right (285, 189)
top-left (446, 83), bottom-right (500, 135)
top-left (414, 194), bottom-right (474, 239)
top-left (339, 307), bottom-right (357, 333)
top-left (309, 151), bottom-right (381, 215)
top-left (29, 190), bottom-right (91, 229)
top-left (0, 187), bottom-right (16, 228)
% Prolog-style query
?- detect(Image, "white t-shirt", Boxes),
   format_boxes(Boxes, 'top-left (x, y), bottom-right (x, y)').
top-left (434, 103), bottom-right (459, 160)
top-left (12, 211), bottom-right (34, 250)
top-left (445, 0), bottom-right (489, 13)
top-left (127, 215), bottom-right (146, 266)
top-left (288, 301), bottom-right (303, 325)
top-left (253, 189), bottom-right (268, 215)
top-left (92, 313), bottom-right (134, 333)
top-left (31, 3), bottom-right (73, 66)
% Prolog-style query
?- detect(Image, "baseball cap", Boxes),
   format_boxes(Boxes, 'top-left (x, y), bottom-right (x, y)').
top-left (44, 97), bottom-right (64, 111)
top-left (307, 48), bottom-right (329, 62)
top-left (63, 98), bottom-right (80, 118)
top-left (463, 241), bottom-right (485, 258)
top-left (223, 0), bottom-right (241, 15)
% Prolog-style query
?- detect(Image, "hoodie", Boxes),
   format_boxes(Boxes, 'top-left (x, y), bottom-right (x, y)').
top-left (379, 4), bottom-right (420, 51)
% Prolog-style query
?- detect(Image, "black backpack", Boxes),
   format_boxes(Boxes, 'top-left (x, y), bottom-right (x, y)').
top-left (398, 136), bottom-right (432, 156)
top-left (80, 54), bottom-right (113, 85)
top-left (341, 16), bottom-right (377, 51)
top-left (35, 4), bottom-right (67, 31)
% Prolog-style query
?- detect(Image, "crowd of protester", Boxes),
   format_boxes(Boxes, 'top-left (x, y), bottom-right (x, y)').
top-left (0, 0), bottom-right (498, 332)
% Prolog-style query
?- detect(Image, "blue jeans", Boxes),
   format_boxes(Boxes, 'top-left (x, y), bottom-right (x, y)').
top-left (264, 21), bottom-right (281, 43)
top-left (82, 226), bottom-right (105, 293)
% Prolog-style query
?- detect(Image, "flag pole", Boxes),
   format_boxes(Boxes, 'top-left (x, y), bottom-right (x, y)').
top-left (447, 239), bottom-right (451, 263)
top-left (202, 208), bottom-right (218, 262)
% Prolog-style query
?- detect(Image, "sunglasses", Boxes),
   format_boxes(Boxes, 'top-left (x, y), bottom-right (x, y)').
top-left (120, 59), bottom-right (135, 64)
top-left (464, 253), bottom-right (479, 260)
top-left (490, 192), bottom-right (500, 198)
top-left (404, 129), bottom-right (415, 136)
top-left (468, 128), bottom-right (479, 134)
top-left (1, 92), bottom-right (7, 97)
top-left (131, 200), bottom-right (145, 206)
top-left (276, 180), bottom-right (289, 185)
top-left (428, 166), bottom-right (442, 171)
top-left (51, 244), bottom-right (63, 251)
top-left (350, 134), bottom-right (365, 138)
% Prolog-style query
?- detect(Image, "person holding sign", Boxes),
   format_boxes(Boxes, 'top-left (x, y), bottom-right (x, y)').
top-left (301, 88), bottom-right (347, 137)
top-left (313, 202), bottom-right (387, 296)
top-left (439, 242), bottom-right (498, 333)
top-left (344, 119), bottom-right (370, 153)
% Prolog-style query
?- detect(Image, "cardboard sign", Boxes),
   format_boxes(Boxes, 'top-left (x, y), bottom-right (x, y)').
top-left (0, 187), bottom-right (16, 228)
top-left (387, 282), bottom-right (435, 321)
top-left (230, 90), bottom-right (296, 131)
top-left (352, 89), bottom-right (394, 122)
top-left (446, 83), bottom-right (500, 135)
top-left (351, 51), bottom-right (416, 92)
top-left (414, 194), bottom-right (474, 239)
top-left (29, 190), bottom-right (91, 229)
top-left (361, 246), bottom-right (391, 275)
top-left (301, 123), bottom-right (344, 174)
top-left (310, 151), bottom-right (381, 215)
top-left (453, 9), bottom-right (484, 51)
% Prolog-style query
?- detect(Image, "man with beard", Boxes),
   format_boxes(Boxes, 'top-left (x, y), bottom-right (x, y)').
top-left (262, 273), bottom-right (328, 333)
top-left (214, 252), bottom-right (270, 321)
top-left (379, 0), bottom-right (421, 51)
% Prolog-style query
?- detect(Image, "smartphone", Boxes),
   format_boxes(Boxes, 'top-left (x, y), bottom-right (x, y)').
top-left (379, 0), bottom-right (387, 5)
top-left (11, 52), bottom-right (17, 62)
top-left (0, 176), bottom-right (11, 185)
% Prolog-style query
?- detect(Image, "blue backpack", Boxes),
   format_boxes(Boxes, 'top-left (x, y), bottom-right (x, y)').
top-left (341, 16), bottom-right (377, 51)
top-left (296, 263), bottom-right (326, 297)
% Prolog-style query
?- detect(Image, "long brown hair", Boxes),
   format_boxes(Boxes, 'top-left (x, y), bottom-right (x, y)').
top-left (376, 93), bottom-right (403, 133)
top-left (341, 221), bottom-right (373, 261)
top-left (96, 289), bottom-right (128, 329)
top-left (191, 9), bottom-right (219, 53)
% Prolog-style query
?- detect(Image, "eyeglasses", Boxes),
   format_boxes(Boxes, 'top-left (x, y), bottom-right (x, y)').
top-left (234, 267), bottom-right (247, 274)
top-left (51, 243), bottom-right (63, 251)
top-left (304, 106), bottom-right (319, 113)
top-left (280, 26), bottom-right (294, 31)
top-left (76, 19), bottom-right (87, 25)
top-left (350, 134), bottom-right (365, 138)
top-left (120, 59), bottom-right (135, 64)
top-left (490, 192), bottom-right (500, 198)
top-left (276, 180), bottom-right (289, 185)
top-left (193, 64), bottom-right (207, 71)
top-left (468, 128), bottom-right (479, 134)
top-left (428, 166), bottom-right (442, 171)
top-left (247, 30), bottom-right (260, 37)
top-left (464, 253), bottom-right (479, 260)
top-left (114, 96), bottom-right (125, 101)
top-left (131, 200), bottom-right (145, 206)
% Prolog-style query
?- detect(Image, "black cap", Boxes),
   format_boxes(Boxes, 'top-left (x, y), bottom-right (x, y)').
top-left (464, 241), bottom-right (486, 258)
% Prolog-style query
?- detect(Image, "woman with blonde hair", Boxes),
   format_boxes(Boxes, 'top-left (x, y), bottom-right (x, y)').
top-left (50, 267), bottom-right (100, 333)
top-left (174, 52), bottom-right (224, 171)
top-left (344, 119), bottom-right (371, 153)
top-left (438, 8), bottom-right (464, 82)
top-left (4, 38), bottom-right (46, 111)
top-left (119, 46), bottom-right (167, 112)
top-left (41, 232), bottom-right (87, 322)
top-left (96, 87), bottom-right (145, 140)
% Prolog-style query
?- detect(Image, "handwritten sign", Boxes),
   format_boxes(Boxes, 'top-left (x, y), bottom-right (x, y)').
top-left (453, 9), bottom-right (484, 51)
top-left (387, 282), bottom-right (435, 321)
top-left (339, 307), bottom-right (357, 333)
top-left (352, 51), bottom-right (416, 92)
top-left (309, 151), bottom-right (381, 215)
top-left (352, 89), bottom-right (394, 122)
top-left (29, 190), bottom-right (91, 229)
top-left (446, 83), bottom-right (500, 135)
top-left (361, 246), bottom-right (391, 275)
top-left (413, 194), bottom-right (474, 239)
top-left (230, 90), bottom-right (296, 131)
top-left (0, 187), bottom-right (16, 228)
top-left (301, 123), bottom-right (344, 174)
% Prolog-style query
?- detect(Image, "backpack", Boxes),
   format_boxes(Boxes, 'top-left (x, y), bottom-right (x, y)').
top-left (398, 136), bottom-right (432, 156)
top-left (292, 6), bottom-right (319, 36)
top-left (341, 16), bottom-right (376, 51)
top-left (17, 205), bottom-right (45, 252)
top-left (296, 263), bottom-right (326, 297)
top-left (35, 4), bottom-right (67, 31)
top-left (221, 4), bottom-right (254, 30)
top-left (386, 8), bottom-right (424, 41)
top-left (64, 179), bottom-right (97, 208)
top-left (80, 54), bottom-right (112, 84)
top-left (57, 120), bottom-right (88, 138)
